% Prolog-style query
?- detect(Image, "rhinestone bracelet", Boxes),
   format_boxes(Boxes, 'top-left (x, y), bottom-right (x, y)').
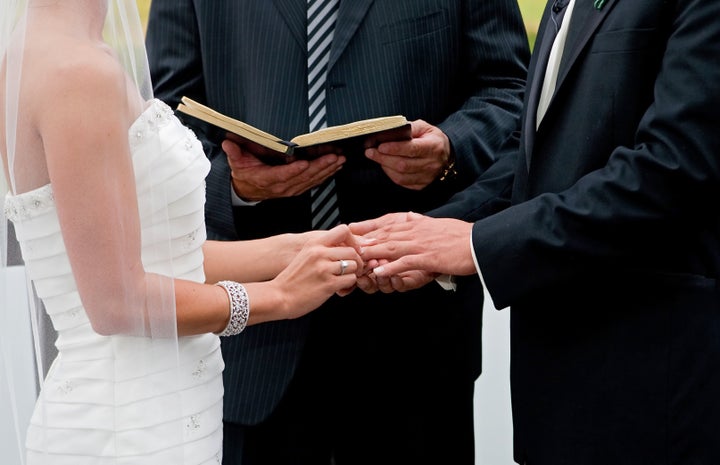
top-left (215, 281), bottom-right (250, 337)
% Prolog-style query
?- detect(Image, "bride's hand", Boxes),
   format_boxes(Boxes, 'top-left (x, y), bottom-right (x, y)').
top-left (273, 225), bottom-right (364, 318)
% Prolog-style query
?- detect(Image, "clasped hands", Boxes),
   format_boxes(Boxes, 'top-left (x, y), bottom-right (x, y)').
top-left (221, 118), bottom-right (472, 295)
top-left (325, 211), bottom-right (476, 296)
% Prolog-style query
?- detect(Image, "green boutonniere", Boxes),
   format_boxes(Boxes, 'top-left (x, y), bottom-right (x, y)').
top-left (593, 0), bottom-right (607, 9)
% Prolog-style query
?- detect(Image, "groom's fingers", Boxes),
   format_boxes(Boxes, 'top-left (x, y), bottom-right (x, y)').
top-left (348, 211), bottom-right (413, 236)
top-left (348, 217), bottom-right (383, 236)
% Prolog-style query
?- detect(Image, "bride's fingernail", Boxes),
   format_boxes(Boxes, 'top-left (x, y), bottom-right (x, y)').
top-left (374, 265), bottom-right (385, 275)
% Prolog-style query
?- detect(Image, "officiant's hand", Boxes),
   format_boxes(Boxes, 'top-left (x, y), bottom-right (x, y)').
top-left (223, 139), bottom-right (346, 202)
top-left (364, 119), bottom-right (452, 191)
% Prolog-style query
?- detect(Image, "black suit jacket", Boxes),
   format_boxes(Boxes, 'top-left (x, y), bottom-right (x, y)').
top-left (147, 0), bottom-right (529, 425)
top-left (433, 0), bottom-right (720, 463)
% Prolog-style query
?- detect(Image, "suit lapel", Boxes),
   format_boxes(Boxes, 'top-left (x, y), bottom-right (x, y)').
top-left (524, 0), bottom-right (617, 168)
top-left (522, 4), bottom-right (556, 167)
top-left (273, 0), bottom-right (374, 71)
top-left (554, 0), bottom-right (617, 93)
top-left (329, 0), bottom-right (375, 70)
top-left (272, 0), bottom-right (306, 52)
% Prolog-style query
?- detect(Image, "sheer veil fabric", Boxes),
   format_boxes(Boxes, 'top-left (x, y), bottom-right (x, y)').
top-left (1, 1), bottom-right (198, 463)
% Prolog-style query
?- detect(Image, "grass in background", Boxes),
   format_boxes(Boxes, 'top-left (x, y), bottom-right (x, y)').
top-left (518, 0), bottom-right (545, 49)
top-left (137, 0), bottom-right (151, 31)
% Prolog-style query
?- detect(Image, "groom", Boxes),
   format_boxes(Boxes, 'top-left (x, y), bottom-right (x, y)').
top-left (354, 0), bottom-right (720, 463)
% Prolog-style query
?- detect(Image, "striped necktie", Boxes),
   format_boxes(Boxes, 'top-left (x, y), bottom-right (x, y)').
top-left (308, 0), bottom-right (340, 230)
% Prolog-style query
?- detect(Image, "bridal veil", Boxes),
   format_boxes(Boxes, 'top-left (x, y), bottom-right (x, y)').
top-left (1, 1), bottom-right (185, 463)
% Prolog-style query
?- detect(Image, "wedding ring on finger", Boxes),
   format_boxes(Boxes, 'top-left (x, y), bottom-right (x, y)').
top-left (338, 259), bottom-right (349, 276)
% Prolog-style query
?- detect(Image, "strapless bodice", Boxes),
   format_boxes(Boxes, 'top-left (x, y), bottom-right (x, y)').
top-left (4, 99), bottom-right (224, 465)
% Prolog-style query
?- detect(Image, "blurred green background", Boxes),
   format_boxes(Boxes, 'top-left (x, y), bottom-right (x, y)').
top-left (517, 0), bottom-right (544, 47)
top-left (136, 0), bottom-right (545, 48)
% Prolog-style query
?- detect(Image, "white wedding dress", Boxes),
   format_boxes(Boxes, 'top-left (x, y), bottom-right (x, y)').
top-left (4, 99), bottom-right (224, 465)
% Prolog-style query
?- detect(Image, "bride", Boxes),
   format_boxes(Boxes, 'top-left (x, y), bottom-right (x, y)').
top-left (0, 1), bottom-right (363, 463)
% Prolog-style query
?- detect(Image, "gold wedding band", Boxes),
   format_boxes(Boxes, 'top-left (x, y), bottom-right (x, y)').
top-left (339, 259), bottom-right (348, 276)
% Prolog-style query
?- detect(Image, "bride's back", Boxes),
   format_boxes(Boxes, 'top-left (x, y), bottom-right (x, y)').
top-left (2, 2), bottom-right (226, 463)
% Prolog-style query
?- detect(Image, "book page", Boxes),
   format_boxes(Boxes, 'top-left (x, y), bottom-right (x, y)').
top-left (291, 115), bottom-right (409, 147)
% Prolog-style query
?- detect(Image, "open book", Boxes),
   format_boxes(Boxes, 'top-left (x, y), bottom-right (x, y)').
top-left (177, 96), bottom-right (412, 165)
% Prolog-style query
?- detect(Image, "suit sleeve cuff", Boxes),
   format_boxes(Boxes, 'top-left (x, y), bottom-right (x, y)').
top-left (231, 184), bottom-right (260, 207)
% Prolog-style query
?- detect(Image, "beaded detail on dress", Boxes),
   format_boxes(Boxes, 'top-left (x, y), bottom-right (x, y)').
top-left (4, 184), bottom-right (54, 222)
top-left (129, 98), bottom-right (176, 148)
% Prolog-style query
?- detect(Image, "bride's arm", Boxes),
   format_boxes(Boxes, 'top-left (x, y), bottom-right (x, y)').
top-left (176, 225), bottom-right (359, 335)
top-left (40, 52), bottom-right (156, 336)
top-left (201, 233), bottom-right (319, 284)
top-left (41, 53), bottom-right (361, 338)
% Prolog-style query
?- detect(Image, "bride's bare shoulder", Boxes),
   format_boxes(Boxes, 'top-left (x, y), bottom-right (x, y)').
top-left (33, 39), bottom-right (126, 100)
top-left (25, 37), bottom-right (133, 127)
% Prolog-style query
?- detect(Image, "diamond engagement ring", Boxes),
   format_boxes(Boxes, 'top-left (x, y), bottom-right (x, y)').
top-left (339, 259), bottom-right (349, 276)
